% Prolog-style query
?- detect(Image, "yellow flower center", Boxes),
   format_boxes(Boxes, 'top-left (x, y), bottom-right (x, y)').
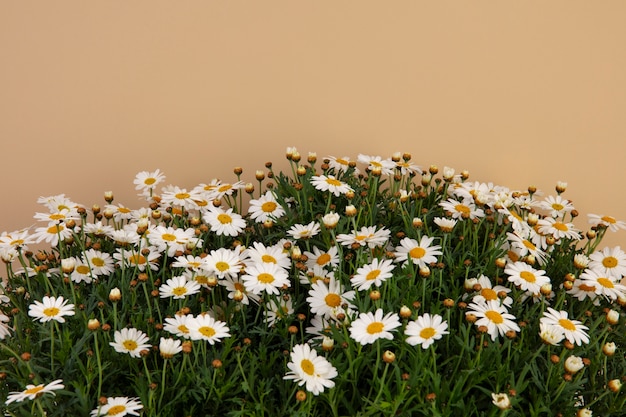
top-left (10, 239), bottom-right (24, 246)
top-left (49, 213), bottom-right (66, 221)
top-left (522, 240), bottom-right (537, 251)
top-left (519, 271), bottom-right (536, 283)
top-left (301, 359), bottom-right (315, 375)
top-left (602, 256), bottom-right (618, 268)
top-left (217, 214), bottom-right (232, 224)
top-left (336, 158), bottom-right (348, 165)
top-left (419, 327), bottom-right (436, 339)
top-left (47, 224), bottom-right (64, 234)
top-left (144, 177), bottom-right (156, 185)
top-left (597, 277), bottom-right (615, 289)
top-left (175, 192), bottom-right (190, 200)
top-left (558, 318), bottom-right (577, 331)
top-left (118, 207), bottom-right (131, 213)
top-left (129, 255), bottom-right (147, 265)
top-left (579, 283), bottom-right (596, 292)
top-left (551, 203), bottom-right (564, 211)
top-left (257, 273), bottom-right (275, 284)
top-left (177, 325), bottom-right (190, 334)
top-left (261, 254), bottom-right (277, 264)
top-left (199, 326), bottom-right (216, 338)
top-left (601, 215), bottom-right (616, 224)
top-left (553, 222), bottom-right (568, 231)
top-left (234, 282), bottom-right (245, 292)
top-left (485, 310), bottom-right (504, 324)
top-left (316, 253), bottom-right (331, 266)
top-left (481, 288), bottom-right (498, 301)
top-left (123, 340), bottom-right (138, 351)
top-left (76, 265), bottom-right (91, 274)
top-left (324, 293), bottom-right (342, 307)
top-left (366, 270), bottom-right (381, 281)
top-left (409, 247), bottom-right (426, 259)
top-left (107, 405), bottom-right (127, 415)
top-left (366, 322), bottom-right (384, 334)
top-left (454, 204), bottom-right (470, 215)
top-left (172, 287), bottom-right (188, 296)
top-left (24, 385), bottom-right (44, 395)
top-left (92, 257), bottom-right (105, 267)
top-left (325, 177), bottom-right (342, 186)
top-left (261, 201), bottom-right (277, 213)
top-left (162, 233), bottom-right (176, 242)
top-left (215, 262), bottom-right (230, 272)
top-left (43, 307), bottom-right (60, 317)
top-left (218, 184), bottom-right (232, 193)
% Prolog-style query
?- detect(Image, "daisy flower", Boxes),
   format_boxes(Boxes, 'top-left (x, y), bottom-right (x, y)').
top-left (91, 396), bottom-right (143, 417)
top-left (539, 195), bottom-right (575, 218)
top-left (466, 301), bottom-right (520, 341)
top-left (539, 323), bottom-right (565, 346)
top-left (310, 174), bottom-right (353, 197)
top-left (264, 297), bottom-right (294, 327)
top-left (357, 154), bottom-right (396, 176)
top-left (0, 313), bottom-right (12, 340)
top-left (202, 180), bottom-right (245, 201)
top-left (243, 241), bottom-right (291, 270)
top-left (393, 236), bottom-right (442, 269)
top-left (31, 223), bottom-right (73, 246)
top-left (219, 275), bottom-right (260, 305)
top-left (433, 217), bottom-right (458, 233)
top-left (159, 275), bottom-right (201, 299)
top-left (588, 246), bottom-right (626, 279)
top-left (336, 226), bottom-right (391, 249)
top-left (0, 229), bottom-right (35, 250)
top-left (5, 379), bottom-right (64, 404)
top-left (284, 343), bottom-right (338, 396)
top-left (159, 337), bottom-right (182, 359)
top-left (149, 225), bottom-right (196, 257)
top-left (299, 264), bottom-right (335, 286)
top-left (109, 328), bottom-right (151, 358)
top-left (327, 155), bottom-right (358, 174)
top-left (540, 308), bottom-right (589, 346)
top-left (248, 191), bottom-right (286, 223)
top-left (109, 226), bottom-right (141, 247)
top-left (439, 197), bottom-right (485, 220)
top-left (134, 169), bottom-right (165, 192)
top-left (28, 295), bottom-right (75, 323)
top-left (469, 274), bottom-right (513, 307)
top-left (405, 313), bottom-right (449, 349)
top-left (113, 246), bottom-right (160, 272)
top-left (82, 249), bottom-right (115, 277)
top-left (504, 261), bottom-right (551, 295)
top-left (536, 217), bottom-right (581, 241)
top-left (579, 268), bottom-right (626, 301)
top-left (395, 160), bottom-right (422, 176)
top-left (203, 206), bottom-right (246, 237)
top-left (163, 314), bottom-right (194, 339)
top-left (304, 246), bottom-right (340, 270)
top-left (203, 247), bottom-right (243, 279)
top-left (82, 221), bottom-right (115, 237)
top-left (104, 204), bottom-right (134, 223)
top-left (566, 279), bottom-right (600, 304)
top-left (349, 308), bottom-right (402, 345)
top-left (350, 258), bottom-right (395, 291)
top-left (69, 258), bottom-right (95, 284)
top-left (287, 221), bottom-right (321, 240)
top-left (171, 254), bottom-right (206, 271)
top-left (306, 277), bottom-right (355, 319)
top-left (188, 313), bottom-right (231, 344)
top-left (160, 186), bottom-right (203, 210)
top-left (588, 213), bottom-right (626, 233)
top-left (242, 262), bottom-right (291, 295)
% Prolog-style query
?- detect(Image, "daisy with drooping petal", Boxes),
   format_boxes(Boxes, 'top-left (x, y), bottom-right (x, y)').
top-left (91, 396), bottom-right (143, 417)
top-left (350, 258), bottom-right (395, 291)
top-left (304, 246), bottom-right (340, 271)
top-left (439, 197), bottom-right (485, 220)
top-left (109, 328), bottom-right (151, 358)
top-left (327, 155), bottom-right (358, 174)
top-left (405, 313), bottom-right (449, 349)
top-left (284, 343), bottom-right (338, 396)
top-left (466, 301), bottom-right (520, 341)
top-left (539, 323), bottom-right (565, 346)
top-left (357, 154), bottom-right (396, 176)
top-left (149, 225), bottom-right (196, 257)
top-left (393, 236), bottom-right (442, 269)
top-left (159, 275), bottom-right (201, 299)
top-left (588, 213), bottom-right (626, 233)
top-left (159, 337), bottom-right (182, 359)
top-left (469, 274), bottom-right (512, 307)
top-left (203, 206), bottom-right (246, 237)
top-left (287, 221), bottom-right (321, 240)
top-left (0, 313), bottom-right (12, 340)
top-left (306, 277), bottom-right (355, 320)
top-left (202, 180), bottom-right (245, 201)
top-left (264, 297), bottom-right (294, 327)
top-left (219, 275), bottom-right (260, 305)
top-left (566, 279), bottom-right (600, 305)
top-left (31, 223), bottom-right (73, 247)
top-left (588, 246), bottom-right (626, 279)
top-left (104, 203), bottom-right (134, 223)
top-left (248, 191), bottom-right (286, 223)
top-left (163, 314), bottom-right (194, 339)
top-left (202, 247), bottom-right (243, 279)
top-left (540, 308), bottom-right (589, 346)
top-left (243, 241), bottom-right (291, 270)
top-left (504, 261), bottom-right (551, 295)
top-left (579, 268), bottom-right (626, 301)
top-left (349, 308), bottom-right (402, 345)
top-left (242, 262), bottom-right (291, 295)
top-left (335, 226), bottom-right (391, 249)
top-left (539, 195), bottom-right (575, 218)
top-left (5, 379), bottom-right (64, 404)
top-left (28, 296), bottom-right (75, 323)
top-left (160, 186), bottom-right (203, 210)
top-left (171, 254), bottom-right (206, 271)
top-left (395, 160), bottom-right (422, 176)
top-left (82, 249), bottom-right (115, 277)
top-left (310, 174), bottom-right (354, 197)
top-left (433, 217), bottom-right (458, 233)
top-left (188, 313), bottom-right (231, 344)
top-left (506, 231), bottom-right (548, 265)
top-left (536, 217), bottom-right (581, 241)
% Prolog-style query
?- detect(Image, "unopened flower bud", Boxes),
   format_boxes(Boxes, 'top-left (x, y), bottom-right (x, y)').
top-left (109, 287), bottom-right (121, 302)
top-left (370, 290), bottom-right (381, 301)
top-left (564, 355), bottom-right (585, 375)
top-left (345, 205), bottom-right (357, 217)
top-left (322, 212), bottom-right (340, 229)
top-left (606, 309), bottom-right (620, 325)
top-left (104, 191), bottom-right (114, 203)
top-left (382, 350), bottom-right (396, 363)
top-left (296, 390), bottom-right (307, 402)
top-left (603, 342), bottom-right (616, 356)
top-left (608, 379), bottom-right (622, 393)
top-left (322, 336), bottom-right (334, 352)
top-left (61, 258), bottom-right (76, 274)
top-left (399, 305), bottom-right (412, 319)
top-left (88, 319), bottom-right (101, 331)
top-left (555, 181), bottom-right (568, 194)
top-left (491, 392), bottom-right (511, 410)
top-left (412, 217), bottom-right (423, 228)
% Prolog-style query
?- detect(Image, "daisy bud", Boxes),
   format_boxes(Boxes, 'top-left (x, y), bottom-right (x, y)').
top-left (291, 246), bottom-right (302, 260)
top-left (586, 229), bottom-right (597, 240)
top-left (391, 152), bottom-right (402, 162)
top-left (345, 190), bottom-right (355, 200)
top-left (103, 208), bottom-right (114, 220)
top-left (232, 290), bottom-right (244, 302)
top-left (461, 170), bottom-right (470, 180)
top-left (442, 166), bottom-right (455, 182)
top-left (573, 254), bottom-right (589, 270)
top-left (555, 181), bottom-right (568, 194)
top-left (546, 236), bottom-right (556, 246)
top-left (464, 278), bottom-right (479, 292)
top-left (399, 305), bottom-right (412, 319)
top-left (495, 258), bottom-right (507, 269)
top-left (428, 165), bottom-right (438, 175)
top-left (602, 342), bottom-right (616, 356)
top-left (321, 336), bottom-right (334, 352)
top-left (540, 283), bottom-right (552, 297)
top-left (296, 165), bottom-right (306, 176)
top-left (212, 359), bottom-right (223, 369)
top-left (608, 379), bottom-right (622, 393)
top-left (606, 309), bottom-right (620, 325)
top-left (291, 151), bottom-right (301, 163)
top-left (87, 319), bottom-right (101, 331)
top-left (286, 147), bottom-right (296, 160)
top-left (421, 173), bottom-right (432, 186)
top-left (152, 210), bottom-right (162, 220)
top-left (618, 293), bottom-right (626, 307)
top-left (419, 266), bottom-right (431, 278)
top-left (322, 212), bottom-right (340, 229)
top-left (563, 281), bottom-right (574, 291)
top-left (104, 191), bottom-right (114, 203)
top-left (443, 298), bottom-right (455, 308)
top-left (61, 258), bottom-right (76, 274)
top-left (92, 204), bottom-right (101, 215)
top-left (491, 392), bottom-right (511, 410)
top-left (233, 166), bottom-right (243, 176)
top-left (576, 408), bottom-right (592, 417)
top-left (370, 290), bottom-right (381, 301)
top-left (345, 205), bottom-right (357, 217)
top-left (182, 341), bottom-right (193, 354)
top-left (412, 217), bottom-right (423, 228)
top-left (307, 152), bottom-right (317, 164)
top-left (109, 287), bottom-right (121, 302)
top-left (245, 183), bottom-right (255, 194)
top-left (550, 354), bottom-right (560, 364)
top-left (296, 390), bottom-right (307, 402)
top-left (20, 352), bottom-right (31, 361)
top-left (564, 340), bottom-right (575, 350)
top-left (382, 350), bottom-right (396, 364)
top-left (425, 392), bottom-right (436, 402)
top-left (564, 355), bottom-right (585, 375)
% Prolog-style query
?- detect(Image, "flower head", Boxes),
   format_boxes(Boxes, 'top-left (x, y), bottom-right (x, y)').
top-left (5, 379), bottom-right (64, 404)
top-left (349, 308), bottom-right (402, 345)
top-left (110, 328), bottom-right (151, 358)
top-left (28, 296), bottom-right (75, 323)
top-left (540, 308), bottom-right (589, 346)
top-left (405, 313), bottom-right (449, 349)
top-left (284, 343), bottom-right (338, 395)
top-left (91, 396), bottom-right (143, 417)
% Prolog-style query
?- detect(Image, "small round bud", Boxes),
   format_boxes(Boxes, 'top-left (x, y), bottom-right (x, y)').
top-left (296, 390), bottom-right (307, 402)
top-left (602, 342), bottom-right (616, 356)
top-left (399, 305), bottom-right (412, 319)
top-left (88, 319), bottom-right (101, 331)
top-left (382, 350), bottom-right (396, 364)
top-left (608, 379), bottom-right (622, 393)
top-left (370, 290), bottom-right (381, 301)
top-left (564, 355), bottom-right (585, 375)
top-left (109, 287), bottom-right (121, 302)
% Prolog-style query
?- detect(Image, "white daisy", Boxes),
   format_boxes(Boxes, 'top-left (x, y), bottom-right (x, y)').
top-left (284, 343), bottom-right (338, 396)
top-left (506, 231), bottom-right (548, 265)
top-left (248, 191), bottom-right (286, 223)
top-left (5, 379), bottom-right (64, 404)
top-left (219, 275), bottom-right (260, 305)
top-left (538, 323), bottom-right (565, 346)
top-left (159, 337), bottom-right (182, 359)
top-left (306, 277), bottom-right (355, 320)
top-left (327, 155), bottom-right (358, 174)
top-left (113, 246), bottom-right (160, 272)
top-left (357, 154), bottom-right (396, 176)
top-left (242, 262), bottom-right (291, 295)
top-left (588, 246), bottom-right (626, 279)
top-left (243, 242), bottom-right (291, 270)
top-left (310, 174), bottom-right (353, 197)
top-left (439, 197), bottom-right (484, 220)
top-left (188, 313), bottom-right (231, 344)
top-left (466, 301), bottom-right (520, 341)
top-left (91, 396), bottom-right (143, 417)
top-left (0, 313), bottom-right (12, 340)
top-left (588, 214), bottom-right (626, 233)
top-left (539, 195), bottom-right (575, 218)
top-left (109, 328), bottom-right (151, 358)
top-left (160, 186), bottom-right (203, 210)
top-left (203, 206), bottom-right (246, 237)
top-left (82, 249), bottom-right (115, 277)
top-left (433, 217), bottom-right (458, 233)
top-left (405, 313), bottom-right (449, 349)
top-left (579, 268), bottom-right (626, 301)
top-left (566, 279), bottom-right (600, 304)
top-left (304, 246), bottom-right (340, 271)
top-left (264, 297), bottom-right (294, 327)
top-left (540, 308), bottom-right (589, 346)
top-left (393, 236), bottom-right (442, 269)
top-left (31, 223), bottom-right (73, 247)
top-left (163, 314), bottom-right (194, 339)
top-left (287, 221), bottom-right (321, 240)
top-left (104, 204), bottom-right (134, 223)
top-left (350, 258), bottom-right (395, 291)
top-left (470, 274), bottom-right (512, 307)
top-left (536, 217), bottom-right (581, 241)
top-left (159, 275), bottom-right (201, 299)
top-left (504, 261), bottom-right (550, 295)
top-left (203, 247), bottom-right (243, 279)
top-left (134, 169), bottom-right (165, 192)
top-left (349, 308), bottom-right (402, 345)
top-left (28, 295), bottom-right (75, 323)
top-left (336, 226), bottom-right (391, 249)
top-left (148, 225), bottom-right (196, 257)
top-left (82, 221), bottom-right (115, 237)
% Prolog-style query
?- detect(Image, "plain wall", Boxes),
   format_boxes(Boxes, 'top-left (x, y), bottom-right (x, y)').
top-left (1, 2), bottom-right (625, 269)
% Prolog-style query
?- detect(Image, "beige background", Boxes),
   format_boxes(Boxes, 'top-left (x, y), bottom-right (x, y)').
top-left (1, 2), bottom-right (625, 262)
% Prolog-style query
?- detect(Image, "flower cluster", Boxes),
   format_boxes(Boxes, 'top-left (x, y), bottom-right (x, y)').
top-left (1, 148), bottom-right (626, 416)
